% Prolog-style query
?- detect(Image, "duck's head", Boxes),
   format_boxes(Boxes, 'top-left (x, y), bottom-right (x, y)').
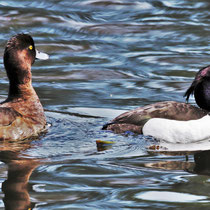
top-left (185, 65), bottom-right (210, 111)
top-left (3, 34), bottom-right (49, 87)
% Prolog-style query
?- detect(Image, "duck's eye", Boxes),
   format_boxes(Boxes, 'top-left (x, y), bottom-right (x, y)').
top-left (28, 45), bottom-right (33, 50)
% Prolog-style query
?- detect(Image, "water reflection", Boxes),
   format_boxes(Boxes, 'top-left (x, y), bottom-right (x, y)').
top-left (1, 0), bottom-right (210, 208)
top-left (0, 141), bottom-right (41, 210)
top-left (2, 154), bottom-right (39, 210)
top-left (193, 150), bottom-right (210, 175)
top-left (144, 150), bottom-right (210, 176)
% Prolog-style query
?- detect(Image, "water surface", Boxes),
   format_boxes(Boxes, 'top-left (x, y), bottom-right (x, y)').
top-left (0, 0), bottom-right (210, 209)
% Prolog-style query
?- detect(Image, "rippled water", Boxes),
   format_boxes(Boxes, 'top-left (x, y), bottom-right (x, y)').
top-left (0, 0), bottom-right (210, 209)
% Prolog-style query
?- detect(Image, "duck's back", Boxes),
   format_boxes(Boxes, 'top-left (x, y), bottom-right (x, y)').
top-left (103, 101), bottom-right (208, 134)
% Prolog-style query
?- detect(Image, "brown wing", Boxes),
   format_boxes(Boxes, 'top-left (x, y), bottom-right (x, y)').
top-left (0, 107), bottom-right (22, 126)
top-left (103, 101), bottom-right (208, 134)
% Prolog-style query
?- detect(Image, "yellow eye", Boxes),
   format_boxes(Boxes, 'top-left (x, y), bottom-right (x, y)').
top-left (29, 45), bottom-right (33, 50)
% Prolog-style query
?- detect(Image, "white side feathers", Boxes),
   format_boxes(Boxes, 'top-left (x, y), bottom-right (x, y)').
top-left (142, 115), bottom-right (210, 143)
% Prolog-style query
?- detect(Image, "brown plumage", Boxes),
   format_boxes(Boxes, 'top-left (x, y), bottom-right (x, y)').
top-left (103, 101), bottom-right (208, 134)
top-left (0, 34), bottom-right (49, 140)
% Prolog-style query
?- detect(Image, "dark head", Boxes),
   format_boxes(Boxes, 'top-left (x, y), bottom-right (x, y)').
top-left (3, 34), bottom-right (49, 97)
top-left (184, 65), bottom-right (210, 111)
top-left (4, 34), bottom-right (37, 86)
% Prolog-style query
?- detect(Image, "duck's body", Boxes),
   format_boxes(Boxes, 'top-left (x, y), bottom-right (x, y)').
top-left (0, 34), bottom-right (48, 140)
top-left (103, 101), bottom-right (208, 134)
top-left (103, 65), bottom-right (210, 142)
top-left (0, 89), bottom-right (46, 140)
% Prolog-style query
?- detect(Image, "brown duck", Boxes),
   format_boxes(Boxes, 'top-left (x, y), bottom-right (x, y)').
top-left (103, 66), bottom-right (210, 134)
top-left (0, 34), bottom-right (49, 140)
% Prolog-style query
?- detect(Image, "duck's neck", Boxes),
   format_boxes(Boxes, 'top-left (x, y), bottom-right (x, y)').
top-left (7, 82), bottom-right (37, 101)
top-left (5, 63), bottom-right (34, 101)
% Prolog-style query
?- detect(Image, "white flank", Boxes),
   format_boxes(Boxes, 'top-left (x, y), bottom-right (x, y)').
top-left (142, 115), bottom-right (210, 143)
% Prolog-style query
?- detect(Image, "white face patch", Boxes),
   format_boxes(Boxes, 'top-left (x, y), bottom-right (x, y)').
top-left (35, 49), bottom-right (49, 60)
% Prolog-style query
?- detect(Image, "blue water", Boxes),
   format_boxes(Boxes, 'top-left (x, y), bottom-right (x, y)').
top-left (0, 0), bottom-right (210, 209)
